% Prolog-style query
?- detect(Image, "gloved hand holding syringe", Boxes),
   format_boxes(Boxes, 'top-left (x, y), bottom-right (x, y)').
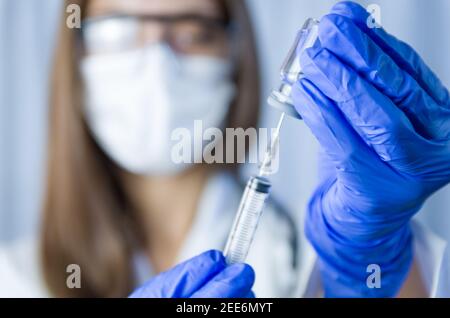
top-left (223, 18), bottom-right (319, 264)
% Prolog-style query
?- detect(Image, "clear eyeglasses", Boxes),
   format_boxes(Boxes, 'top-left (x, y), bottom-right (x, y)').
top-left (81, 14), bottom-right (230, 57)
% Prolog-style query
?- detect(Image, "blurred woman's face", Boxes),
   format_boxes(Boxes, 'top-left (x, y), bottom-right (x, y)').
top-left (80, 0), bottom-right (236, 176)
top-left (84, 0), bottom-right (230, 57)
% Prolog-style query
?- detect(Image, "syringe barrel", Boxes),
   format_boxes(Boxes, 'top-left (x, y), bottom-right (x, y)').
top-left (224, 176), bottom-right (271, 265)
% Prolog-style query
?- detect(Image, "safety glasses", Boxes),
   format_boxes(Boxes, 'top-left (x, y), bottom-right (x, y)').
top-left (81, 14), bottom-right (231, 57)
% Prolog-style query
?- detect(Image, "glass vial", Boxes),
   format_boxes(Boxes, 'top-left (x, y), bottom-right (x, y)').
top-left (267, 18), bottom-right (320, 119)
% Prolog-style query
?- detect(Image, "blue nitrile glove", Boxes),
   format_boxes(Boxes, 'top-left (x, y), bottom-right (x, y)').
top-left (292, 1), bottom-right (450, 297)
top-left (129, 250), bottom-right (255, 298)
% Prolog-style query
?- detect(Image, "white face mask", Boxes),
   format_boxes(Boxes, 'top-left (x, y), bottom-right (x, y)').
top-left (80, 43), bottom-right (235, 175)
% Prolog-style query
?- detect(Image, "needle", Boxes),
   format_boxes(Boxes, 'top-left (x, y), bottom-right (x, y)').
top-left (259, 113), bottom-right (285, 176)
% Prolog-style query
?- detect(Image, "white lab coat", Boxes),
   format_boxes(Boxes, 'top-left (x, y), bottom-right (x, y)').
top-left (0, 172), bottom-right (448, 297)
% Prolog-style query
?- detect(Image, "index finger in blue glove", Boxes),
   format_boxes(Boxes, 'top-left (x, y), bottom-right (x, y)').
top-left (291, 77), bottom-right (406, 205)
top-left (300, 45), bottom-right (428, 169)
top-left (329, 1), bottom-right (450, 107)
top-left (318, 13), bottom-right (450, 140)
top-left (129, 250), bottom-right (226, 298)
top-left (292, 77), bottom-right (380, 175)
top-left (191, 263), bottom-right (255, 298)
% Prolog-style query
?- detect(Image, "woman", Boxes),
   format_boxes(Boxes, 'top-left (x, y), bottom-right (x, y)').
top-left (0, 0), bottom-right (300, 297)
top-left (1, 0), bottom-right (448, 298)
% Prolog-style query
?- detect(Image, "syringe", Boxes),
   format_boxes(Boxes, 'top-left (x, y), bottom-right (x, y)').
top-left (223, 113), bottom-right (285, 265)
top-left (223, 18), bottom-right (319, 265)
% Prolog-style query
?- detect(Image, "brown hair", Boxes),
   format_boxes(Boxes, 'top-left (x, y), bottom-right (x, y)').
top-left (41, 0), bottom-right (260, 297)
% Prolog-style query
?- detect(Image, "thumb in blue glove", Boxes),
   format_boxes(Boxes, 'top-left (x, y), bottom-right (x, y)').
top-left (129, 250), bottom-right (255, 298)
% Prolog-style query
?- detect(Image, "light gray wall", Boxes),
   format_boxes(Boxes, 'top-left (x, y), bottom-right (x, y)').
top-left (0, 0), bottom-right (62, 240)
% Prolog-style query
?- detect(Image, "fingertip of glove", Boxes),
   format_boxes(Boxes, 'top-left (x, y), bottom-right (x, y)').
top-left (246, 290), bottom-right (256, 298)
top-left (300, 45), bottom-right (335, 80)
top-left (291, 80), bottom-right (310, 114)
top-left (319, 13), bottom-right (352, 42)
top-left (226, 263), bottom-right (256, 284)
top-left (292, 77), bottom-right (308, 97)
top-left (190, 263), bottom-right (255, 298)
top-left (330, 1), bottom-right (369, 21)
top-left (240, 263), bottom-right (256, 283)
top-left (197, 250), bottom-right (226, 269)
top-left (201, 250), bottom-right (225, 264)
top-left (292, 78), bottom-right (329, 114)
top-left (298, 38), bottom-right (321, 65)
top-left (296, 78), bottom-right (316, 97)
